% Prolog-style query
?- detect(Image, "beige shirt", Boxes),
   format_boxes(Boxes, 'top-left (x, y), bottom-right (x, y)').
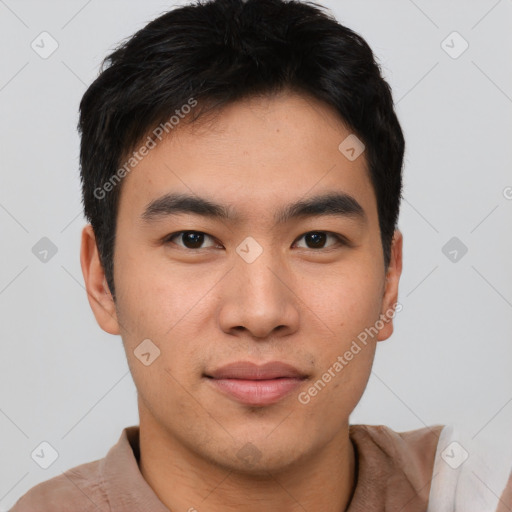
top-left (10, 424), bottom-right (512, 511)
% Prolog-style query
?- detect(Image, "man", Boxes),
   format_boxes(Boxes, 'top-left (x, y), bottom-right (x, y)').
top-left (11, 0), bottom-right (512, 510)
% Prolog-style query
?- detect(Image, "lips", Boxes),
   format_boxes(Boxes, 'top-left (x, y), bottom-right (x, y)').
top-left (205, 361), bottom-right (306, 380)
top-left (204, 361), bottom-right (308, 406)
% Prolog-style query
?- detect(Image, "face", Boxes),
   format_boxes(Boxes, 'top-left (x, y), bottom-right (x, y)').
top-left (81, 91), bottom-right (402, 474)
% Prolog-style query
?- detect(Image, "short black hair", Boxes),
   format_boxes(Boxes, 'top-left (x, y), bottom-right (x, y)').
top-left (79, 0), bottom-right (404, 299)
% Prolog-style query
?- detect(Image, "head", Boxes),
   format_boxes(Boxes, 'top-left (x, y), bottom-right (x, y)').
top-left (80, 0), bottom-right (404, 474)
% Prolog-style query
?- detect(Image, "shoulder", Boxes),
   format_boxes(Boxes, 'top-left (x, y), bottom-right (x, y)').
top-left (350, 423), bottom-right (512, 511)
top-left (426, 424), bottom-right (512, 512)
top-left (350, 423), bottom-right (444, 468)
top-left (9, 425), bottom-right (140, 511)
top-left (9, 458), bottom-right (108, 512)
top-left (350, 423), bottom-right (443, 499)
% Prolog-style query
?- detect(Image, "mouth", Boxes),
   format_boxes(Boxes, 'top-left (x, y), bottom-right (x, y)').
top-left (204, 361), bottom-right (308, 406)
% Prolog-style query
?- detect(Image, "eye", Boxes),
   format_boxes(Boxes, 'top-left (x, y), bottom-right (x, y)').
top-left (293, 231), bottom-right (348, 250)
top-left (163, 230), bottom-right (349, 251)
top-left (164, 231), bottom-right (221, 250)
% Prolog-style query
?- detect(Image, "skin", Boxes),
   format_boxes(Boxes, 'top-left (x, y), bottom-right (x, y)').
top-left (81, 90), bottom-right (403, 512)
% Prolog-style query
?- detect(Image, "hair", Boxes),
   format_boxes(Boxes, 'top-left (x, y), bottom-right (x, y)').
top-left (79, 0), bottom-right (404, 299)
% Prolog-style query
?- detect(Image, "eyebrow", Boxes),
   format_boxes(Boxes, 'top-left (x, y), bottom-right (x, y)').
top-left (141, 191), bottom-right (367, 225)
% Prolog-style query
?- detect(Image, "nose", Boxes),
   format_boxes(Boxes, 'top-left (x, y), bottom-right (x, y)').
top-left (217, 247), bottom-right (300, 340)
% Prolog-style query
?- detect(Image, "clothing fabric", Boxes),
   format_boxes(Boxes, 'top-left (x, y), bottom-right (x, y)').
top-left (10, 423), bottom-right (512, 511)
top-left (427, 424), bottom-right (512, 512)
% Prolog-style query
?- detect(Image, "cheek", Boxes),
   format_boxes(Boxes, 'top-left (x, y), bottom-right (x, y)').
top-left (298, 264), bottom-right (382, 403)
top-left (305, 264), bottom-right (384, 341)
top-left (113, 268), bottom-right (206, 422)
top-left (114, 246), bottom-right (196, 334)
top-left (113, 252), bottom-right (217, 378)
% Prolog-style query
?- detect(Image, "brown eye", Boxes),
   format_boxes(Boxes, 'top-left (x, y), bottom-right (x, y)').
top-left (166, 231), bottom-right (218, 249)
top-left (294, 231), bottom-right (347, 250)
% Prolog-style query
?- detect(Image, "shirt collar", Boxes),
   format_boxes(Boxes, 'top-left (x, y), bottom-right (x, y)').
top-left (99, 424), bottom-right (438, 511)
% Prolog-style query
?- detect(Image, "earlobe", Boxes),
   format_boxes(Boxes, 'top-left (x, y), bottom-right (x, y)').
top-left (80, 224), bottom-right (120, 335)
top-left (376, 229), bottom-right (403, 342)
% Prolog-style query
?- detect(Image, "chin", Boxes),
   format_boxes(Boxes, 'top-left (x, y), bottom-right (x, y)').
top-left (210, 436), bottom-right (311, 476)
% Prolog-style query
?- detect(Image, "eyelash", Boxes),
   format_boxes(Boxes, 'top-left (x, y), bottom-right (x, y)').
top-left (163, 230), bottom-right (350, 251)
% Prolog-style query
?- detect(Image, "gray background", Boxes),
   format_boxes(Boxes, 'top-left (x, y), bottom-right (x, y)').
top-left (1, 0), bottom-right (511, 509)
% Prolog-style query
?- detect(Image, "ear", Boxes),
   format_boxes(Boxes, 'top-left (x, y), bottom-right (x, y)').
top-left (80, 224), bottom-right (120, 335)
top-left (376, 229), bottom-right (403, 342)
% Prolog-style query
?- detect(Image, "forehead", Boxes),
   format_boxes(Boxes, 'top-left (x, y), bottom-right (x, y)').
top-left (118, 91), bottom-right (378, 228)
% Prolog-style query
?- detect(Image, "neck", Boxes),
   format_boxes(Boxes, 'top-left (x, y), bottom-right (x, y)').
top-left (138, 415), bottom-right (357, 512)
